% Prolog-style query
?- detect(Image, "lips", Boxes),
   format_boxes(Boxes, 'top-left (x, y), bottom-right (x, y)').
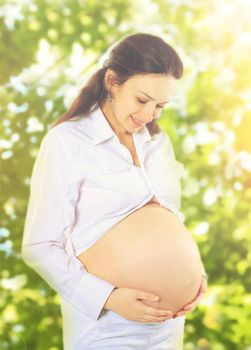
top-left (130, 116), bottom-right (144, 126)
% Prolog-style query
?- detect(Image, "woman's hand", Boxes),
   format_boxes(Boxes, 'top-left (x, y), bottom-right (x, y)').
top-left (104, 287), bottom-right (173, 323)
top-left (173, 274), bottom-right (208, 318)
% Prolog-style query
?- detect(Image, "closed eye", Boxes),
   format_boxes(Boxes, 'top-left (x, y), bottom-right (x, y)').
top-left (137, 99), bottom-right (164, 109)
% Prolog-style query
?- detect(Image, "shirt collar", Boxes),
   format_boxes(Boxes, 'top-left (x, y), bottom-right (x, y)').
top-left (90, 104), bottom-right (152, 146)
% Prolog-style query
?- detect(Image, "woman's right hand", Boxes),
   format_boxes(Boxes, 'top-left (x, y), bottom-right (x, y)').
top-left (104, 287), bottom-right (173, 323)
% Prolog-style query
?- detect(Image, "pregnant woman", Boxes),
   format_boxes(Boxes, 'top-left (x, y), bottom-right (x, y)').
top-left (22, 33), bottom-right (207, 349)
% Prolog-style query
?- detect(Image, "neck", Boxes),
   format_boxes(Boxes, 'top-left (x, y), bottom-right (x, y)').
top-left (99, 100), bottom-right (132, 141)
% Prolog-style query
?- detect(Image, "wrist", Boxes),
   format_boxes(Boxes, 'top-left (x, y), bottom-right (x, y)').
top-left (103, 287), bottom-right (118, 310)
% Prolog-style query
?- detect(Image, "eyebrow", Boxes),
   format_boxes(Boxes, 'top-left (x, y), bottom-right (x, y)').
top-left (136, 91), bottom-right (169, 104)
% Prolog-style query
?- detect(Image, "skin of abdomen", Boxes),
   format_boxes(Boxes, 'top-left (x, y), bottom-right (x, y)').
top-left (77, 204), bottom-right (204, 314)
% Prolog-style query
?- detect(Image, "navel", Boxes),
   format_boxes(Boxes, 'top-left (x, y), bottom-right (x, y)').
top-left (184, 277), bottom-right (192, 286)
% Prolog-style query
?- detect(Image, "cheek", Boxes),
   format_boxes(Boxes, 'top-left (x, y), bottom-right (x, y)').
top-left (115, 94), bottom-right (139, 117)
top-left (118, 97), bottom-right (133, 111)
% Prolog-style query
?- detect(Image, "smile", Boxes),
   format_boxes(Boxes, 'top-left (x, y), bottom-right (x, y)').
top-left (130, 116), bottom-right (144, 126)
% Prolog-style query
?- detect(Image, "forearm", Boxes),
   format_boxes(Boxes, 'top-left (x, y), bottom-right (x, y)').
top-left (22, 241), bottom-right (116, 320)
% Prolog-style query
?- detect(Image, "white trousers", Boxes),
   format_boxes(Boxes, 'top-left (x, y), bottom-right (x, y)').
top-left (61, 300), bottom-right (185, 350)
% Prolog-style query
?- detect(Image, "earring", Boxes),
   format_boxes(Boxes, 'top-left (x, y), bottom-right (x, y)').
top-left (107, 92), bottom-right (112, 103)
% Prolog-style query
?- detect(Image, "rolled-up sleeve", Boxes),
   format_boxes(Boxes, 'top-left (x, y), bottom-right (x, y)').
top-left (21, 127), bottom-right (116, 321)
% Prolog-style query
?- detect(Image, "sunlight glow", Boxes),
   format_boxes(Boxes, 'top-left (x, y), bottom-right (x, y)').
top-left (1, 274), bottom-right (27, 291)
top-left (203, 188), bottom-right (219, 206)
top-left (26, 117), bottom-right (44, 133)
top-left (194, 222), bottom-right (209, 236)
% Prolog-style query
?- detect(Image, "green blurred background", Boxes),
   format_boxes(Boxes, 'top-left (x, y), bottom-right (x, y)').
top-left (1, 0), bottom-right (251, 349)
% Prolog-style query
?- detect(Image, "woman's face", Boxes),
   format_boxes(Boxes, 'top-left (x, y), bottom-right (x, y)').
top-left (102, 70), bottom-right (178, 138)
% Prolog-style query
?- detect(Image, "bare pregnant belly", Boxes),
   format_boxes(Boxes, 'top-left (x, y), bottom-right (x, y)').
top-left (77, 203), bottom-right (204, 314)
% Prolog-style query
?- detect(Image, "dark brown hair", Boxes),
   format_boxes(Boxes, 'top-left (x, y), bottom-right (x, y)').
top-left (51, 32), bottom-right (183, 135)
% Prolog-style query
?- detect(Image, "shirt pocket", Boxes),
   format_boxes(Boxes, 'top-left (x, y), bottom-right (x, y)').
top-left (95, 163), bottom-right (132, 174)
top-left (82, 162), bottom-right (140, 192)
top-left (79, 161), bottom-right (130, 175)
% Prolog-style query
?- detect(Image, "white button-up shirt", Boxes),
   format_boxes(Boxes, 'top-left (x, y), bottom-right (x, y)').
top-left (21, 103), bottom-right (184, 325)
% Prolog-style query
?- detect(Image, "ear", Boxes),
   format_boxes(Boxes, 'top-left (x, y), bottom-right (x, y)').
top-left (104, 68), bottom-right (119, 90)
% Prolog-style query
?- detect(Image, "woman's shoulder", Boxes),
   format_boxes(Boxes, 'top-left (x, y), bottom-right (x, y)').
top-left (151, 129), bottom-right (174, 152)
top-left (50, 114), bottom-right (91, 137)
top-left (36, 116), bottom-right (93, 164)
top-left (47, 116), bottom-right (93, 147)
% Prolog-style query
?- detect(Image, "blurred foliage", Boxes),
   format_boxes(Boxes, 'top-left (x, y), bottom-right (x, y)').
top-left (1, 0), bottom-right (251, 349)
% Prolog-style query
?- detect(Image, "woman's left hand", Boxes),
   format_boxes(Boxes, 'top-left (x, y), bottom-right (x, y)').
top-left (173, 274), bottom-right (208, 318)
